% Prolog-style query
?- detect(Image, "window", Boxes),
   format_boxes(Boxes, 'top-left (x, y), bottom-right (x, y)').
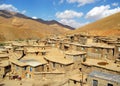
top-left (16, 65), bottom-right (19, 70)
top-left (60, 64), bottom-right (63, 67)
top-left (118, 47), bottom-right (120, 52)
top-left (30, 67), bottom-right (32, 72)
top-left (95, 49), bottom-right (98, 52)
top-left (74, 80), bottom-right (77, 84)
top-left (24, 66), bottom-right (27, 70)
top-left (108, 83), bottom-right (113, 86)
top-left (107, 49), bottom-right (109, 53)
top-left (93, 80), bottom-right (98, 86)
top-left (53, 62), bottom-right (55, 68)
top-left (81, 47), bottom-right (85, 51)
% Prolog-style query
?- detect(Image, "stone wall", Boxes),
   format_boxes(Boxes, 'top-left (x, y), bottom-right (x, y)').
top-left (88, 76), bottom-right (120, 86)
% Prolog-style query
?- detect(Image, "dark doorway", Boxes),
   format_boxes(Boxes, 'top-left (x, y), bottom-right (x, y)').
top-left (93, 80), bottom-right (98, 86)
top-left (108, 83), bottom-right (113, 86)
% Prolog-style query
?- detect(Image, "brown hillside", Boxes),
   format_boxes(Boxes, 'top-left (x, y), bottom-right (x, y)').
top-left (0, 10), bottom-right (73, 41)
top-left (71, 12), bottom-right (120, 36)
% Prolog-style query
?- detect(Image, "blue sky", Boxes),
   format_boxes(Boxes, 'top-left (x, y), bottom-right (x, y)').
top-left (0, 0), bottom-right (120, 28)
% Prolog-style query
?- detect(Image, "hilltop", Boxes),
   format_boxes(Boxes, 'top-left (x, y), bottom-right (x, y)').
top-left (0, 10), bottom-right (74, 41)
top-left (70, 12), bottom-right (120, 36)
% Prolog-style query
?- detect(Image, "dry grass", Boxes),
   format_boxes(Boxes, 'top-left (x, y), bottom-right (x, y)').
top-left (0, 14), bottom-right (70, 41)
top-left (69, 12), bottom-right (120, 36)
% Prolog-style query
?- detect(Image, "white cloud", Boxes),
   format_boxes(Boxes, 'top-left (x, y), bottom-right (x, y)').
top-left (0, 4), bottom-right (26, 14)
top-left (32, 16), bottom-right (38, 19)
top-left (0, 4), bottom-right (19, 12)
top-left (112, 2), bottom-right (119, 7)
top-left (66, 0), bottom-right (96, 7)
top-left (56, 10), bottom-right (87, 28)
top-left (85, 5), bottom-right (120, 20)
top-left (56, 10), bottom-right (83, 19)
top-left (59, 19), bottom-right (89, 28)
top-left (21, 10), bottom-right (26, 14)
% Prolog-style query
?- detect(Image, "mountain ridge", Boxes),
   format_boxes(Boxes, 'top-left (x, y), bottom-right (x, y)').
top-left (0, 10), bottom-right (74, 41)
top-left (70, 12), bottom-right (120, 36)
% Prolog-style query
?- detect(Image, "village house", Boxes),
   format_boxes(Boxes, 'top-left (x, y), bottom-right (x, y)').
top-left (10, 55), bottom-right (48, 79)
top-left (47, 37), bottom-right (62, 48)
top-left (44, 56), bottom-right (73, 72)
top-left (0, 53), bottom-right (9, 61)
top-left (59, 42), bottom-right (71, 51)
top-left (106, 40), bottom-right (120, 60)
top-left (61, 42), bottom-right (115, 60)
top-left (88, 71), bottom-right (120, 86)
top-left (81, 58), bottom-right (120, 75)
top-left (0, 53), bottom-right (10, 80)
top-left (4, 46), bottom-right (13, 53)
top-left (86, 43), bottom-right (115, 60)
top-left (24, 48), bottom-right (48, 56)
top-left (68, 74), bottom-right (87, 86)
top-left (0, 60), bottom-right (10, 80)
top-left (65, 50), bottom-right (86, 69)
top-left (66, 35), bottom-right (75, 42)
top-left (44, 48), bottom-right (73, 72)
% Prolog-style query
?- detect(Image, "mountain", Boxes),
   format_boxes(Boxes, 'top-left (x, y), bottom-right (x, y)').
top-left (0, 10), bottom-right (74, 41)
top-left (71, 12), bottom-right (120, 36)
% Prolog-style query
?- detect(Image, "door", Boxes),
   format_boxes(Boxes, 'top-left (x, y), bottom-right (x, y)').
top-left (93, 80), bottom-right (98, 86)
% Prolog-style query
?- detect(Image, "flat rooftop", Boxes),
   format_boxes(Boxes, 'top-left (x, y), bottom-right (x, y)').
top-left (82, 58), bottom-right (120, 72)
top-left (65, 50), bottom-right (86, 56)
top-left (89, 71), bottom-right (120, 83)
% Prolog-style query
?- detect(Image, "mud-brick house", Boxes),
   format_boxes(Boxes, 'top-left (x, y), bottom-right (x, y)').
top-left (44, 48), bottom-right (74, 72)
top-left (65, 50), bottom-right (86, 68)
top-left (68, 74), bottom-right (87, 86)
top-left (66, 35), bottom-right (75, 42)
top-left (81, 58), bottom-right (120, 75)
top-left (4, 46), bottom-right (13, 53)
top-left (93, 36), bottom-right (116, 44)
top-left (0, 48), bottom-right (8, 54)
top-left (25, 44), bottom-right (51, 50)
top-left (86, 43), bottom-right (115, 60)
top-left (10, 56), bottom-right (48, 79)
top-left (68, 43), bottom-right (89, 52)
top-left (0, 54), bottom-right (9, 61)
top-left (75, 34), bottom-right (89, 44)
top-left (14, 48), bottom-right (24, 56)
top-left (12, 41), bottom-right (27, 50)
top-left (24, 48), bottom-right (48, 56)
top-left (44, 56), bottom-right (73, 72)
top-left (0, 61), bottom-right (10, 79)
top-left (26, 39), bottom-right (38, 45)
top-left (88, 71), bottom-right (120, 86)
top-left (47, 37), bottom-right (62, 48)
top-left (59, 42), bottom-right (71, 51)
top-left (0, 53), bottom-right (11, 79)
top-left (62, 38), bottom-right (70, 43)
top-left (106, 41), bottom-right (120, 59)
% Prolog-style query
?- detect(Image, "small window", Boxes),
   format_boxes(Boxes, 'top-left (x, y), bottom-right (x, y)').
top-left (60, 64), bottom-right (63, 67)
top-left (74, 80), bottom-right (77, 84)
top-left (108, 83), bottom-right (113, 86)
top-left (107, 49), bottom-right (109, 53)
top-left (53, 62), bottom-right (55, 68)
top-left (95, 49), bottom-right (98, 52)
top-left (93, 80), bottom-right (98, 86)
top-left (16, 65), bottom-right (19, 70)
top-left (30, 67), bottom-right (32, 72)
top-left (81, 47), bottom-right (85, 50)
top-left (24, 66), bottom-right (27, 70)
top-left (118, 47), bottom-right (120, 52)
